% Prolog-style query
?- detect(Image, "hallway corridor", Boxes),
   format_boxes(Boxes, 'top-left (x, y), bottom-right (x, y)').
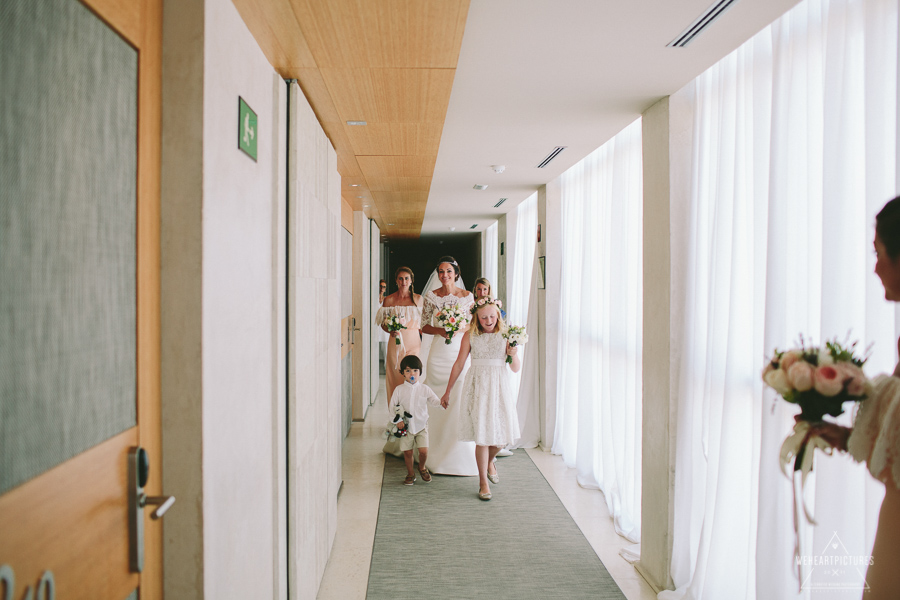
top-left (317, 379), bottom-right (657, 599)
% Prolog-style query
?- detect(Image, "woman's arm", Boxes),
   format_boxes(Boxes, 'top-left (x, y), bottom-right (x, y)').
top-left (506, 343), bottom-right (522, 373)
top-left (440, 332), bottom-right (471, 407)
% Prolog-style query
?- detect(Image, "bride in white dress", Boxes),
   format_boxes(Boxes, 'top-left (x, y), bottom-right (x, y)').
top-left (420, 257), bottom-right (479, 476)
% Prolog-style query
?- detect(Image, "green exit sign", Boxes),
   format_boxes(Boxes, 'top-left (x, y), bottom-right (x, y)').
top-left (238, 97), bottom-right (257, 161)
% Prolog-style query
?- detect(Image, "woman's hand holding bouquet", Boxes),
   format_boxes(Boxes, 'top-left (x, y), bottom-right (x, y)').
top-left (435, 305), bottom-right (470, 344)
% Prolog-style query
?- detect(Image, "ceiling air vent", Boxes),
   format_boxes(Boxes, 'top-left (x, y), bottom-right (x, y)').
top-left (667, 0), bottom-right (740, 48)
top-left (493, 198), bottom-right (507, 208)
top-left (536, 146), bottom-right (566, 168)
top-left (470, 224), bottom-right (478, 229)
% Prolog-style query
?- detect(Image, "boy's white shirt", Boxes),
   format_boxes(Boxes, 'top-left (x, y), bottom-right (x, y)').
top-left (390, 380), bottom-right (441, 435)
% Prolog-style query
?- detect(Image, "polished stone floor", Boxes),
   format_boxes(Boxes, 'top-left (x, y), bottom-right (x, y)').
top-left (317, 377), bottom-right (657, 600)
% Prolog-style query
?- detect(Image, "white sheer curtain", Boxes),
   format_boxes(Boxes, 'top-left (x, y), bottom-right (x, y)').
top-left (508, 193), bottom-right (537, 405)
top-left (483, 222), bottom-right (499, 292)
top-left (552, 118), bottom-right (643, 543)
top-left (664, 0), bottom-right (898, 597)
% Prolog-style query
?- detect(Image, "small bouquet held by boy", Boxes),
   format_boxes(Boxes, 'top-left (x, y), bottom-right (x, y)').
top-left (435, 304), bottom-right (470, 344)
top-left (389, 355), bottom-right (443, 485)
top-left (383, 313), bottom-right (407, 345)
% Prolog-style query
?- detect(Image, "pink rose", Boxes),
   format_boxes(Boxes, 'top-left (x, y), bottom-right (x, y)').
top-left (780, 351), bottom-right (802, 372)
top-left (787, 361), bottom-right (814, 392)
top-left (813, 365), bottom-right (843, 397)
top-left (837, 363), bottom-right (867, 397)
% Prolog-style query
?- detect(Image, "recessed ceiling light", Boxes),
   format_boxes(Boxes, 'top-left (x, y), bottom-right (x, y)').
top-left (356, 196), bottom-right (363, 199)
top-left (473, 184), bottom-right (488, 190)
top-left (346, 120), bottom-right (366, 126)
top-left (363, 204), bottom-right (369, 207)
top-left (388, 223), bottom-right (395, 226)
top-left (349, 184), bottom-right (360, 187)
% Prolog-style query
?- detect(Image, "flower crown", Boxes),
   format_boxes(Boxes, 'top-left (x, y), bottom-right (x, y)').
top-left (471, 296), bottom-right (502, 314)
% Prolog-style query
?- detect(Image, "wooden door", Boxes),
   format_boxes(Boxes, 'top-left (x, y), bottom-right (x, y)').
top-left (0, 0), bottom-right (162, 598)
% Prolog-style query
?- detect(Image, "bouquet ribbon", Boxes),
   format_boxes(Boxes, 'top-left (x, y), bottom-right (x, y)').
top-left (779, 421), bottom-right (835, 588)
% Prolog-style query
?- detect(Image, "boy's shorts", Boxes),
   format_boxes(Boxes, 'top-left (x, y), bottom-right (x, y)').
top-left (400, 426), bottom-right (429, 452)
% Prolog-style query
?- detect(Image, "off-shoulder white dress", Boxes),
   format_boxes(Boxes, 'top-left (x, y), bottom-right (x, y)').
top-left (375, 303), bottom-right (422, 457)
top-left (421, 290), bottom-right (478, 476)
top-left (848, 361), bottom-right (900, 599)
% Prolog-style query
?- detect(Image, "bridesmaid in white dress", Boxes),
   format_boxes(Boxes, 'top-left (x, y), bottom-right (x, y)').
top-left (421, 257), bottom-right (479, 476)
top-left (442, 297), bottom-right (521, 500)
top-left (376, 267), bottom-right (423, 457)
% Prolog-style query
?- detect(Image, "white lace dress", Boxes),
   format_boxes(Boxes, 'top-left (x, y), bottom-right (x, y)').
top-left (422, 290), bottom-right (478, 475)
top-left (458, 331), bottom-right (520, 447)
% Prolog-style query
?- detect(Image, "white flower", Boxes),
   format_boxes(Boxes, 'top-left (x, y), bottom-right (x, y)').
top-left (763, 368), bottom-right (792, 395)
top-left (817, 350), bottom-right (834, 366)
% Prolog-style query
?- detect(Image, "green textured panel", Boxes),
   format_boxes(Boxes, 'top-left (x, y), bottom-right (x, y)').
top-left (0, 0), bottom-right (138, 494)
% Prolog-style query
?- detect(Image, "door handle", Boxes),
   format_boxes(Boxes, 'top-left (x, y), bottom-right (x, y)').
top-left (129, 447), bottom-right (176, 572)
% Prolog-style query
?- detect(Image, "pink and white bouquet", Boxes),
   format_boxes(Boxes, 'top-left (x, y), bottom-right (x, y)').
top-left (384, 314), bottom-right (407, 345)
top-left (435, 304), bottom-right (470, 345)
top-left (763, 336), bottom-right (871, 579)
top-left (502, 325), bottom-right (528, 364)
top-left (762, 337), bottom-right (870, 426)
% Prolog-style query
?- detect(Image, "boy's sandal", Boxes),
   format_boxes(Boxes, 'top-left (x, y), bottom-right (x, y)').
top-left (419, 468), bottom-right (432, 483)
top-left (404, 475), bottom-right (416, 486)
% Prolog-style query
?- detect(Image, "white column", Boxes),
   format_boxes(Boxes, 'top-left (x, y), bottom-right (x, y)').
top-left (352, 211), bottom-right (372, 420)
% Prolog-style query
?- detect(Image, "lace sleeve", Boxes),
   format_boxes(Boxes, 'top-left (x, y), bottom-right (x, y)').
top-left (422, 294), bottom-right (436, 327)
top-left (374, 306), bottom-right (388, 326)
top-left (849, 374), bottom-right (900, 488)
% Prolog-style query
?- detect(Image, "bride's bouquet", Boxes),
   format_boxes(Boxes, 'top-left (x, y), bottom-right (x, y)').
top-left (502, 325), bottom-right (528, 364)
top-left (763, 337), bottom-right (871, 520)
top-left (384, 314), bottom-right (407, 345)
top-left (435, 304), bottom-right (470, 345)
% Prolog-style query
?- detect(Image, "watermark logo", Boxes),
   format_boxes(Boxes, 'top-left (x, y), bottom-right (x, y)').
top-left (798, 532), bottom-right (871, 591)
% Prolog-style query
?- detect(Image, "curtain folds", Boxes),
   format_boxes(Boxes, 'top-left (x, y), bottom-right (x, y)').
top-left (553, 118), bottom-right (644, 543)
top-left (663, 0), bottom-right (898, 597)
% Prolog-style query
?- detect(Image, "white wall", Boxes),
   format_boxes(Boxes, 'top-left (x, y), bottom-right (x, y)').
top-left (161, 2), bottom-right (340, 598)
top-left (288, 81), bottom-right (342, 600)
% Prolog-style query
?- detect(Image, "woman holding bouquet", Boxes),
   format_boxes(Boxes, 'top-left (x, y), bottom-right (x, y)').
top-left (377, 267), bottom-right (423, 457)
top-left (816, 197), bottom-right (900, 598)
top-left (420, 256), bottom-right (478, 475)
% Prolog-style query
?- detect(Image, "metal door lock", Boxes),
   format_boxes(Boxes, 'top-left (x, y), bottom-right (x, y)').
top-left (128, 447), bottom-right (175, 572)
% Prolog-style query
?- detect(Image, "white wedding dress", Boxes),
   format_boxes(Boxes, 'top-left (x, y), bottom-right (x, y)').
top-left (422, 289), bottom-right (478, 476)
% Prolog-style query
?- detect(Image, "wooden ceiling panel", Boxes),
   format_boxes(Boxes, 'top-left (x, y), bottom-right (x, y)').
top-left (322, 68), bottom-right (455, 124)
top-left (234, 0), bottom-right (471, 238)
top-left (365, 176), bottom-right (432, 193)
top-left (344, 123), bottom-right (442, 157)
top-left (233, 0), bottom-right (318, 74)
top-left (358, 156), bottom-right (436, 179)
top-left (290, 0), bottom-right (470, 68)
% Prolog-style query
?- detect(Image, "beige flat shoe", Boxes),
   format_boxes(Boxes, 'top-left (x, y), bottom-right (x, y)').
top-left (487, 471), bottom-right (499, 484)
top-left (478, 491), bottom-right (492, 501)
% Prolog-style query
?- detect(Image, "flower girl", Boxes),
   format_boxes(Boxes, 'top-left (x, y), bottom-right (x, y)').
top-left (441, 297), bottom-right (521, 500)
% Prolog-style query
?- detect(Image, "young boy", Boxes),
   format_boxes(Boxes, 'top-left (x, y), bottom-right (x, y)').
top-left (390, 354), bottom-right (442, 485)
